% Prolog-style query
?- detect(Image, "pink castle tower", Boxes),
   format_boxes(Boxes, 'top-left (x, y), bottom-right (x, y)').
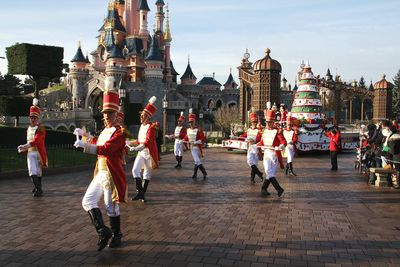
top-left (86, 0), bottom-right (175, 83)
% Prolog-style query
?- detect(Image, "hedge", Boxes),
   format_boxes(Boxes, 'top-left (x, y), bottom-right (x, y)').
top-left (0, 126), bottom-right (75, 148)
top-left (6, 43), bottom-right (63, 78)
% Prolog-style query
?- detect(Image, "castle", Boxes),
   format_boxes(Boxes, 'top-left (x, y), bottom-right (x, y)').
top-left (65, 0), bottom-right (239, 133)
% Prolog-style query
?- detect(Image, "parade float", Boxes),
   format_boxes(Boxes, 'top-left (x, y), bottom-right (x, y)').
top-left (290, 63), bottom-right (357, 152)
top-left (222, 62), bottom-right (358, 152)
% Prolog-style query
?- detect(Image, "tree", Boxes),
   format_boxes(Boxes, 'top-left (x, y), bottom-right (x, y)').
top-left (6, 43), bottom-right (63, 98)
top-left (0, 74), bottom-right (21, 95)
top-left (359, 76), bottom-right (367, 89)
top-left (393, 69), bottom-right (400, 119)
top-left (212, 106), bottom-right (241, 137)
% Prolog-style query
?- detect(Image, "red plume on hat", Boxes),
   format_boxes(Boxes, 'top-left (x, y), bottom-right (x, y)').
top-left (29, 98), bottom-right (41, 117)
top-left (178, 111), bottom-right (185, 122)
top-left (188, 108), bottom-right (196, 122)
top-left (143, 96), bottom-right (157, 118)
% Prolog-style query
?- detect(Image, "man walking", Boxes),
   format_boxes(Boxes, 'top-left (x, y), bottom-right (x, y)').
top-left (17, 98), bottom-right (47, 197)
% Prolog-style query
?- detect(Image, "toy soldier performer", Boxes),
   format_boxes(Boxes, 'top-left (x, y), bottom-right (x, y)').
top-left (241, 109), bottom-right (263, 183)
top-left (74, 79), bottom-right (127, 250)
top-left (17, 98), bottom-right (48, 197)
top-left (283, 112), bottom-right (298, 176)
top-left (257, 103), bottom-right (286, 197)
top-left (184, 108), bottom-right (207, 179)
top-left (166, 111), bottom-right (186, 168)
top-left (129, 96), bottom-right (159, 202)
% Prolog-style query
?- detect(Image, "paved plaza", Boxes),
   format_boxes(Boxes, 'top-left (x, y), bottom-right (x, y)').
top-left (0, 148), bottom-right (400, 266)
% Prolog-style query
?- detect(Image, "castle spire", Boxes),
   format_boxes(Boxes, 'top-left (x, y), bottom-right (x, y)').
top-left (164, 6), bottom-right (172, 42)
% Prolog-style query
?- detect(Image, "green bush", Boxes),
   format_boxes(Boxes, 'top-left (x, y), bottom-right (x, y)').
top-left (0, 126), bottom-right (75, 148)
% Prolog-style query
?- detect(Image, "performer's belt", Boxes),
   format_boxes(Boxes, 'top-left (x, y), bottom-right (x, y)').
top-left (28, 147), bottom-right (37, 152)
top-left (98, 158), bottom-right (108, 171)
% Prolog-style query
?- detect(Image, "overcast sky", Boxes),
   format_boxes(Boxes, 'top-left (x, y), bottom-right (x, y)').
top-left (0, 0), bottom-right (399, 87)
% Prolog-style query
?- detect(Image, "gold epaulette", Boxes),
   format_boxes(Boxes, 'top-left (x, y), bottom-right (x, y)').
top-left (38, 125), bottom-right (46, 133)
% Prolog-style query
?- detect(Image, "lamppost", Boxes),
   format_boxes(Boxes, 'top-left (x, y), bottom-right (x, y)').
top-left (118, 87), bottom-right (126, 116)
top-left (162, 91), bottom-right (168, 152)
top-left (199, 112), bottom-right (204, 129)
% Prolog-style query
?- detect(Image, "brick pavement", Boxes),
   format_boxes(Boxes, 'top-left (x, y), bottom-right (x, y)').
top-left (0, 148), bottom-right (399, 266)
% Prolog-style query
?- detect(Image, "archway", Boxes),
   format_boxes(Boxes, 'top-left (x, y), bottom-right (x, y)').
top-left (216, 99), bottom-right (223, 109)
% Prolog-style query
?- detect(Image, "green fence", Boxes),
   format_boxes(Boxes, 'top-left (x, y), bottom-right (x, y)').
top-left (0, 145), bottom-right (97, 173)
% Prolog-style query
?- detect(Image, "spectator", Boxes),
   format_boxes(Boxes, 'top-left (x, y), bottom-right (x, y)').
top-left (324, 126), bottom-right (341, 170)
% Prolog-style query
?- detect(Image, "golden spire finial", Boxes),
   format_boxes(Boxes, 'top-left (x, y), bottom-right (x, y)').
top-left (78, 41), bottom-right (81, 48)
top-left (164, 4), bottom-right (172, 42)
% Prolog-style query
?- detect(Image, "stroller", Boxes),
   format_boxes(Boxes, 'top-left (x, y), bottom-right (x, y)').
top-left (354, 145), bottom-right (371, 174)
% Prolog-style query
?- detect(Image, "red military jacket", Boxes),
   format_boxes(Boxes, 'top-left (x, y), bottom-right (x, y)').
top-left (174, 125), bottom-right (187, 140)
top-left (27, 124), bottom-right (48, 167)
top-left (184, 126), bottom-right (206, 157)
top-left (283, 128), bottom-right (298, 144)
top-left (240, 126), bottom-right (262, 143)
top-left (92, 125), bottom-right (127, 203)
top-left (258, 127), bottom-right (287, 168)
top-left (137, 121), bottom-right (159, 168)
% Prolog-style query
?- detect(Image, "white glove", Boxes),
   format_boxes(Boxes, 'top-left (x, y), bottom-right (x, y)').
top-left (129, 144), bottom-right (145, 152)
top-left (74, 140), bottom-right (85, 148)
top-left (18, 143), bottom-right (31, 152)
top-left (129, 146), bottom-right (138, 152)
top-left (193, 140), bottom-right (202, 145)
top-left (74, 128), bottom-right (88, 137)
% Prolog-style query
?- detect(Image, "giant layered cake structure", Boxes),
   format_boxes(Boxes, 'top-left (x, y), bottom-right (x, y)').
top-left (291, 63), bottom-right (324, 123)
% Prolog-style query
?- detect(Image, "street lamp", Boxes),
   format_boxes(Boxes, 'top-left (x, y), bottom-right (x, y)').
top-left (162, 92), bottom-right (168, 152)
top-left (118, 87), bottom-right (126, 123)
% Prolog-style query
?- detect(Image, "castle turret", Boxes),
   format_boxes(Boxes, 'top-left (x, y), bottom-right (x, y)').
top-left (252, 48), bottom-right (282, 113)
top-left (144, 34), bottom-right (163, 79)
top-left (70, 42), bottom-right (89, 109)
top-left (180, 58), bottom-right (197, 85)
top-left (373, 74), bottom-right (393, 121)
top-left (155, 0), bottom-right (165, 33)
top-left (124, 0), bottom-right (140, 36)
top-left (105, 31), bottom-right (127, 81)
top-left (223, 69), bottom-right (238, 90)
top-left (138, 0), bottom-right (150, 37)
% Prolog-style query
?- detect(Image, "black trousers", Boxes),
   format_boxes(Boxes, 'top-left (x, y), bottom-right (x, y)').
top-left (330, 151), bottom-right (338, 170)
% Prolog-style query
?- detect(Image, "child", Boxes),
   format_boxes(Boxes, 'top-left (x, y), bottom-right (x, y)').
top-left (247, 138), bottom-right (263, 184)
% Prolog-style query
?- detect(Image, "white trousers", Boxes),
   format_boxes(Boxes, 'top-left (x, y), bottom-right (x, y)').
top-left (191, 146), bottom-right (202, 165)
top-left (27, 151), bottom-right (42, 177)
top-left (285, 144), bottom-right (295, 163)
top-left (263, 149), bottom-right (278, 179)
top-left (132, 149), bottom-right (152, 180)
top-left (82, 170), bottom-right (120, 217)
top-left (174, 139), bottom-right (184, 157)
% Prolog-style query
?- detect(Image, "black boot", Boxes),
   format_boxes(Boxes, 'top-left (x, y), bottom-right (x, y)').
top-left (192, 165), bottom-right (199, 179)
top-left (141, 180), bottom-right (150, 202)
top-left (34, 177), bottom-right (43, 197)
top-left (270, 177), bottom-right (284, 197)
top-left (250, 167), bottom-right (256, 184)
top-left (177, 156), bottom-right (183, 168)
top-left (198, 164), bottom-right (207, 180)
top-left (288, 163), bottom-right (297, 176)
top-left (88, 208), bottom-right (112, 251)
top-left (132, 178), bottom-right (143, 201)
top-left (30, 175), bottom-right (38, 193)
top-left (175, 156), bottom-right (180, 168)
top-left (261, 179), bottom-right (271, 196)
top-left (284, 163), bottom-right (289, 175)
top-left (109, 216), bottom-right (122, 248)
